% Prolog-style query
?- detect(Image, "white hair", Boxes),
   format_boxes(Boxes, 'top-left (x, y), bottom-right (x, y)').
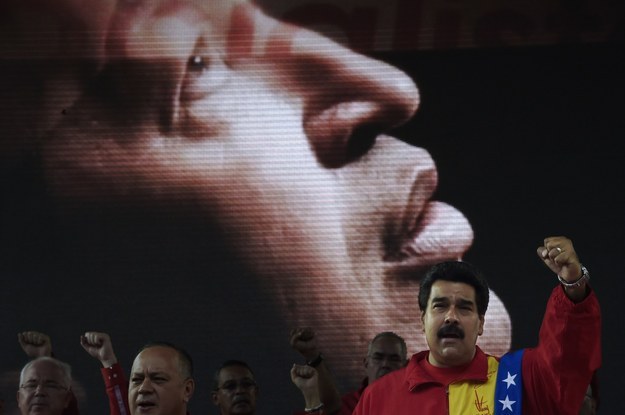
top-left (19, 356), bottom-right (72, 389)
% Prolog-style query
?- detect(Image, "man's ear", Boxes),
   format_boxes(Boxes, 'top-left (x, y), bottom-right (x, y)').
top-left (478, 315), bottom-right (485, 336)
top-left (363, 355), bottom-right (369, 369)
top-left (183, 378), bottom-right (195, 402)
top-left (421, 312), bottom-right (426, 332)
top-left (211, 390), bottom-right (219, 406)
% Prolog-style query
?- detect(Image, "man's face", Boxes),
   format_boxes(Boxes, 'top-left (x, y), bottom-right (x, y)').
top-left (16, 361), bottom-right (70, 415)
top-left (364, 336), bottom-right (406, 382)
top-left (421, 280), bottom-right (484, 367)
top-left (212, 365), bottom-right (258, 415)
top-left (37, 0), bottom-right (509, 379)
top-left (128, 346), bottom-right (194, 415)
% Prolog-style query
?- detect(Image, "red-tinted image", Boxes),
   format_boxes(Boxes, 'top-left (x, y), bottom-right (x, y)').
top-left (1, 0), bottom-right (621, 413)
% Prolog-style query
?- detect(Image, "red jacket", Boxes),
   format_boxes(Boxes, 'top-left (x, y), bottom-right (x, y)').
top-left (102, 363), bottom-right (130, 415)
top-left (337, 377), bottom-right (368, 414)
top-left (353, 286), bottom-right (601, 415)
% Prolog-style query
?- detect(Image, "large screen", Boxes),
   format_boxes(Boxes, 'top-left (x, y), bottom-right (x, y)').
top-left (1, 0), bottom-right (622, 413)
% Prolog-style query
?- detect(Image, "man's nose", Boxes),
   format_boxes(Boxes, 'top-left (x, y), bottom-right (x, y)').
top-left (138, 379), bottom-right (154, 393)
top-left (227, 2), bottom-right (420, 168)
top-left (379, 357), bottom-right (394, 368)
top-left (444, 307), bottom-right (460, 323)
top-left (101, 0), bottom-right (420, 157)
top-left (234, 384), bottom-right (249, 394)
top-left (299, 42), bottom-right (420, 168)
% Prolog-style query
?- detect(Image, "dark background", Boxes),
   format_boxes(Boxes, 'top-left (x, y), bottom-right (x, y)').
top-left (2, 40), bottom-right (623, 413)
top-left (394, 40), bottom-right (623, 413)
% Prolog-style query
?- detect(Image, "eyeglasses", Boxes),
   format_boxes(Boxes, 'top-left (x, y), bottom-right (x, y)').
top-left (216, 379), bottom-right (257, 393)
top-left (20, 381), bottom-right (69, 393)
top-left (368, 353), bottom-right (404, 363)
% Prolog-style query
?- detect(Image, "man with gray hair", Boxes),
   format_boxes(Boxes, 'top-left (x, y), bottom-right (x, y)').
top-left (339, 331), bottom-right (408, 413)
top-left (17, 357), bottom-right (72, 415)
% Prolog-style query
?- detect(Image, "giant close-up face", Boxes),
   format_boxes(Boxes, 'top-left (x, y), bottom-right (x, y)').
top-left (39, 0), bottom-right (510, 379)
top-left (3, 0), bottom-right (622, 412)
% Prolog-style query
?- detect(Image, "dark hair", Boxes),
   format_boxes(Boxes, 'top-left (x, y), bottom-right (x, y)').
top-left (368, 331), bottom-right (408, 361)
top-left (418, 261), bottom-right (489, 316)
top-left (138, 341), bottom-right (193, 379)
top-left (213, 360), bottom-right (255, 391)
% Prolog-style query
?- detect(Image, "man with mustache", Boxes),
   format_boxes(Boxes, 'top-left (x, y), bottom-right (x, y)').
top-left (353, 236), bottom-right (601, 414)
top-left (211, 361), bottom-right (258, 415)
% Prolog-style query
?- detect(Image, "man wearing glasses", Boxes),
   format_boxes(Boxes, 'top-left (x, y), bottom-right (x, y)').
top-left (211, 361), bottom-right (259, 415)
top-left (211, 360), bottom-right (327, 414)
top-left (17, 357), bottom-right (72, 415)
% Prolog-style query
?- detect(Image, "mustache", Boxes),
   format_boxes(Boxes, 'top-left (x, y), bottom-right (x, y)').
top-left (232, 396), bottom-right (251, 404)
top-left (437, 324), bottom-right (465, 339)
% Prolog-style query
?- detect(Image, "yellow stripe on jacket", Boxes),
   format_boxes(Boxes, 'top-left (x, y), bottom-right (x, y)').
top-left (448, 356), bottom-right (499, 415)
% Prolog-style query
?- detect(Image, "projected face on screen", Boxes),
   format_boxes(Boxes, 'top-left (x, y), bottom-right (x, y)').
top-left (3, 0), bottom-right (510, 384)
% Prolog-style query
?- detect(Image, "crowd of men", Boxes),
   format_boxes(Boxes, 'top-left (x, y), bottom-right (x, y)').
top-left (7, 236), bottom-right (600, 415)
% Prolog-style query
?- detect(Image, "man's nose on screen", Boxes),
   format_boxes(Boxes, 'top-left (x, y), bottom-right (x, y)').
top-left (100, 0), bottom-right (420, 164)
top-left (247, 7), bottom-right (421, 167)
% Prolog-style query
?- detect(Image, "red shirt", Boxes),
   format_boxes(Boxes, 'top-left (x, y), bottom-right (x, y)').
top-left (353, 286), bottom-right (601, 415)
top-left (338, 377), bottom-right (368, 414)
